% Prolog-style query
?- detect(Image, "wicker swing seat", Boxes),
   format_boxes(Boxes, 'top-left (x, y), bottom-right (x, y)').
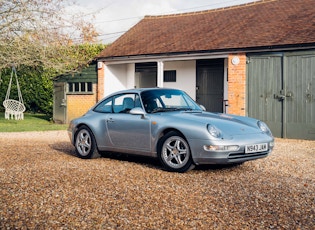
top-left (3, 99), bottom-right (26, 120)
top-left (2, 67), bottom-right (26, 120)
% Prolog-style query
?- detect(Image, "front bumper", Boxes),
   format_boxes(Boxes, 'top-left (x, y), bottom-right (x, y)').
top-left (189, 134), bottom-right (274, 165)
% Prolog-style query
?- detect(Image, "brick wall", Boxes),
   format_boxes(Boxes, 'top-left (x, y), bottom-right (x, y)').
top-left (66, 84), bottom-right (97, 123)
top-left (227, 54), bottom-right (247, 116)
top-left (97, 62), bottom-right (104, 101)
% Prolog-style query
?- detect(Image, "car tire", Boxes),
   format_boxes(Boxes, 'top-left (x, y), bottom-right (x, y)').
top-left (158, 131), bottom-right (195, 173)
top-left (74, 125), bottom-right (100, 159)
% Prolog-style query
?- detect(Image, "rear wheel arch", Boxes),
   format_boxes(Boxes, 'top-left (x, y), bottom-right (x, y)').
top-left (75, 124), bottom-right (97, 142)
top-left (74, 124), bottom-right (100, 159)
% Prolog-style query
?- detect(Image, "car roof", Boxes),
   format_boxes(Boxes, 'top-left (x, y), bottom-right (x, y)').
top-left (106, 87), bottom-right (181, 96)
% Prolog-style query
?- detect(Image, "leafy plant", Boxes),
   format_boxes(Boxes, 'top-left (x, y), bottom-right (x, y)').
top-left (0, 44), bottom-right (107, 116)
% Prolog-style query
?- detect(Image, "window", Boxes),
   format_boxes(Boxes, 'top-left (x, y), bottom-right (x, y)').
top-left (68, 82), bottom-right (93, 93)
top-left (164, 70), bottom-right (176, 82)
top-left (113, 94), bottom-right (137, 113)
top-left (94, 98), bottom-right (112, 113)
top-left (141, 89), bottom-right (201, 113)
top-left (94, 94), bottom-right (141, 114)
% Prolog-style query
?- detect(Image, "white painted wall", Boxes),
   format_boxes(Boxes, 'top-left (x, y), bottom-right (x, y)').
top-left (104, 60), bottom-right (197, 99)
top-left (126, 63), bottom-right (135, 89)
top-left (104, 63), bottom-right (136, 96)
top-left (164, 60), bottom-right (196, 100)
top-left (103, 59), bottom-right (228, 105)
top-left (104, 64), bottom-right (127, 96)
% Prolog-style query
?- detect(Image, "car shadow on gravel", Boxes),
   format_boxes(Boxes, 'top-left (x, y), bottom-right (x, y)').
top-left (102, 152), bottom-right (163, 170)
top-left (49, 142), bottom-right (242, 172)
top-left (49, 142), bottom-right (77, 157)
top-left (49, 142), bottom-right (163, 170)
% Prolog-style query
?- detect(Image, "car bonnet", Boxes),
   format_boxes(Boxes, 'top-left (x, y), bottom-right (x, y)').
top-left (170, 111), bottom-right (263, 136)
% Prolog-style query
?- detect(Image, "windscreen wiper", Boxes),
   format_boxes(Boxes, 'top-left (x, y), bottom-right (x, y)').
top-left (151, 108), bottom-right (178, 113)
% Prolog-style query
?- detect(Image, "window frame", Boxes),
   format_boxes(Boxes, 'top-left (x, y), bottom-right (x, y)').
top-left (67, 82), bottom-right (93, 94)
top-left (163, 70), bottom-right (176, 82)
top-left (94, 93), bottom-right (142, 114)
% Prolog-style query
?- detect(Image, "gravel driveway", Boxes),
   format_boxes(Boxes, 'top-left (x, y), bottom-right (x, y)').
top-left (0, 131), bottom-right (314, 229)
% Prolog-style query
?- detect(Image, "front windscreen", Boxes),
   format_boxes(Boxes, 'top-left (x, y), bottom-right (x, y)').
top-left (141, 89), bottom-right (202, 113)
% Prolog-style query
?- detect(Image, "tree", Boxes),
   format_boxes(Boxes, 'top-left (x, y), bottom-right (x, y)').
top-left (0, 0), bottom-right (100, 72)
top-left (0, 0), bottom-right (106, 116)
top-left (0, 44), bottom-right (106, 115)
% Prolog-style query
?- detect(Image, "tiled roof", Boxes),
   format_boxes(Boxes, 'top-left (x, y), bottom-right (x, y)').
top-left (98, 0), bottom-right (315, 58)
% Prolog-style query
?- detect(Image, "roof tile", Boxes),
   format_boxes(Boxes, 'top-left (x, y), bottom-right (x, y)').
top-left (99, 0), bottom-right (315, 58)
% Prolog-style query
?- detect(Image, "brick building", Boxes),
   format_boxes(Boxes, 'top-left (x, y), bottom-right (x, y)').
top-left (95, 0), bottom-right (315, 140)
top-left (58, 0), bottom-right (314, 139)
top-left (53, 62), bottom-right (98, 124)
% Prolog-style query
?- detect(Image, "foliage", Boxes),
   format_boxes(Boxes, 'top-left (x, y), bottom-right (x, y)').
top-left (0, 113), bottom-right (68, 132)
top-left (0, 0), bottom-right (100, 71)
top-left (0, 0), bottom-right (107, 116)
top-left (50, 43), bottom-right (107, 75)
top-left (0, 44), bottom-right (107, 115)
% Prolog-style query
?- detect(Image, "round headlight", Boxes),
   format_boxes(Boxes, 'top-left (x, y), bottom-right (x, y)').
top-left (258, 121), bottom-right (272, 136)
top-left (207, 124), bottom-right (221, 138)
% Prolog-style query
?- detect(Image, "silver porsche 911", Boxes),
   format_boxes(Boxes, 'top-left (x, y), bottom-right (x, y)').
top-left (68, 88), bottom-right (274, 172)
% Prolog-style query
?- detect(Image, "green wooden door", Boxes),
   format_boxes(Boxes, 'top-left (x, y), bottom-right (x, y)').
top-left (53, 82), bottom-right (66, 124)
top-left (247, 51), bottom-right (315, 140)
top-left (247, 54), bottom-right (283, 137)
top-left (196, 59), bottom-right (224, 112)
top-left (284, 52), bottom-right (315, 139)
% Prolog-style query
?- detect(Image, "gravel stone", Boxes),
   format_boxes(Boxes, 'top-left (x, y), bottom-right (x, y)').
top-left (0, 131), bottom-right (314, 229)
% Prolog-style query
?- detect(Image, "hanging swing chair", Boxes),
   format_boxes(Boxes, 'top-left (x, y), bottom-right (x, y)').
top-left (3, 67), bottom-right (26, 120)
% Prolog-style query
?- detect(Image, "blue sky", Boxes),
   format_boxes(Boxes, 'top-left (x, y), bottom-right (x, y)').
top-left (73, 0), bottom-right (257, 43)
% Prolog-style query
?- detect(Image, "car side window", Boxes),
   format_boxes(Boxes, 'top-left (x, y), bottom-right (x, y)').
top-left (113, 94), bottom-right (138, 113)
top-left (134, 94), bottom-right (142, 108)
top-left (94, 97), bottom-right (113, 113)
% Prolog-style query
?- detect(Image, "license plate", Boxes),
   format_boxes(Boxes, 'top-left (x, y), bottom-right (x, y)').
top-left (245, 143), bottom-right (268, 153)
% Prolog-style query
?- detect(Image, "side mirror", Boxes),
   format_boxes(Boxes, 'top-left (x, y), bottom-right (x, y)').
top-left (130, 107), bottom-right (146, 117)
top-left (199, 105), bottom-right (206, 111)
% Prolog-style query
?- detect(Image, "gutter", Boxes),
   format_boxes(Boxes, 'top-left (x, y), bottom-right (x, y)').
top-left (97, 43), bottom-right (315, 64)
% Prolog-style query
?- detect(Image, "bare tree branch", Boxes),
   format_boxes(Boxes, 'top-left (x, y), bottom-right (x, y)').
top-left (0, 0), bottom-right (101, 71)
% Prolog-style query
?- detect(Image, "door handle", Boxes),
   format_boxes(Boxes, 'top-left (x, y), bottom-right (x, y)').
top-left (274, 90), bottom-right (294, 101)
top-left (107, 118), bottom-right (114, 123)
top-left (274, 94), bottom-right (286, 101)
top-left (306, 93), bottom-right (312, 102)
top-left (286, 91), bottom-right (293, 98)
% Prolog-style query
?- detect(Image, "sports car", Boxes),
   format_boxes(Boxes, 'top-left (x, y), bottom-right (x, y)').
top-left (68, 88), bottom-right (274, 172)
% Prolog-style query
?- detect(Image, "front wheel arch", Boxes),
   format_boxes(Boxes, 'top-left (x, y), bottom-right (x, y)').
top-left (157, 130), bottom-right (195, 173)
top-left (156, 128), bottom-right (186, 149)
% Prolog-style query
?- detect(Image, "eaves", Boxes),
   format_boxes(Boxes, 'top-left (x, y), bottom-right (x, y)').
top-left (98, 43), bottom-right (315, 65)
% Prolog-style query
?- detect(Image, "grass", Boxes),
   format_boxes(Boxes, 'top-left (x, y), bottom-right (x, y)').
top-left (0, 112), bottom-right (68, 132)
